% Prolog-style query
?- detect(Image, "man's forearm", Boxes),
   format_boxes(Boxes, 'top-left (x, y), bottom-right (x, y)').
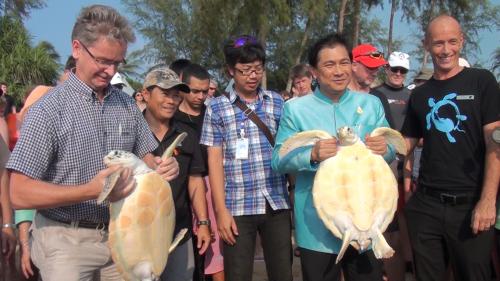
top-left (1, 170), bottom-right (13, 223)
top-left (9, 171), bottom-right (98, 210)
top-left (188, 175), bottom-right (208, 220)
top-left (480, 122), bottom-right (500, 202)
top-left (207, 147), bottom-right (226, 213)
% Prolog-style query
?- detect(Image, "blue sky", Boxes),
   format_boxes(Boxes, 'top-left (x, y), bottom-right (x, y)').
top-left (25, 0), bottom-right (499, 77)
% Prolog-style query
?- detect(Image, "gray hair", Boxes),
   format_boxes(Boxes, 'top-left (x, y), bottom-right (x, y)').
top-left (71, 5), bottom-right (135, 46)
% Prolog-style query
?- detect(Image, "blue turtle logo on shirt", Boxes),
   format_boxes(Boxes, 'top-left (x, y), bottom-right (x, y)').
top-left (425, 93), bottom-right (467, 143)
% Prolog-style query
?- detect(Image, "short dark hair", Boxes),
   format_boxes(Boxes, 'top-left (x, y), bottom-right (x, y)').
top-left (223, 35), bottom-right (265, 68)
top-left (169, 59), bottom-right (191, 76)
top-left (0, 81), bottom-right (7, 86)
top-left (64, 56), bottom-right (76, 71)
top-left (182, 63), bottom-right (210, 84)
top-left (290, 64), bottom-right (313, 80)
top-left (308, 33), bottom-right (350, 68)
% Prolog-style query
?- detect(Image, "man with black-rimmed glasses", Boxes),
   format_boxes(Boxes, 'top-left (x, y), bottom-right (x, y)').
top-left (201, 35), bottom-right (292, 281)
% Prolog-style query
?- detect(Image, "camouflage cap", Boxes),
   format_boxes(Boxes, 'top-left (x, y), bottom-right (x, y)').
top-left (143, 67), bottom-right (190, 93)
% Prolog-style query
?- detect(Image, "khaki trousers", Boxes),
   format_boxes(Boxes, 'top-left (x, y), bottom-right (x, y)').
top-left (30, 213), bottom-right (122, 281)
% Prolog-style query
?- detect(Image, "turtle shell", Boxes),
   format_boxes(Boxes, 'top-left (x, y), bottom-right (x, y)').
top-left (108, 172), bottom-right (175, 281)
top-left (312, 142), bottom-right (398, 250)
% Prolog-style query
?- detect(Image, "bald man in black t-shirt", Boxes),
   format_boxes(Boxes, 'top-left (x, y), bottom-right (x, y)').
top-left (402, 15), bottom-right (500, 281)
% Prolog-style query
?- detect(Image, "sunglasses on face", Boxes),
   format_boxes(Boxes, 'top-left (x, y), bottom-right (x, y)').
top-left (233, 35), bottom-right (258, 48)
top-left (389, 67), bottom-right (408, 74)
top-left (357, 51), bottom-right (384, 60)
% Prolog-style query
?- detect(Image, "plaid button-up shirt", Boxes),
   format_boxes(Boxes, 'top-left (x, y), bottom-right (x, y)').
top-left (200, 86), bottom-right (290, 216)
top-left (7, 73), bottom-right (157, 223)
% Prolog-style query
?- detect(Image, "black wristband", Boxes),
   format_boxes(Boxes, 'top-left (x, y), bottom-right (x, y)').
top-left (197, 219), bottom-right (211, 227)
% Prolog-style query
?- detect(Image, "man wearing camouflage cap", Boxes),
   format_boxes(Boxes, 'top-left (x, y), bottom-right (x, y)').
top-left (141, 67), bottom-right (211, 281)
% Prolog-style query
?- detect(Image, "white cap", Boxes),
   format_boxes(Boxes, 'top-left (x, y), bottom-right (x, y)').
top-left (110, 72), bottom-right (126, 85)
top-left (458, 57), bottom-right (470, 68)
top-left (388, 51), bottom-right (410, 70)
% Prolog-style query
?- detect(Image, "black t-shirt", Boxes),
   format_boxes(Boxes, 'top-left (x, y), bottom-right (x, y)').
top-left (152, 121), bottom-right (206, 242)
top-left (401, 68), bottom-right (499, 192)
top-left (372, 83), bottom-right (410, 131)
top-left (173, 106), bottom-right (208, 173)
top-left (369, 90), bottom-right (395, 129)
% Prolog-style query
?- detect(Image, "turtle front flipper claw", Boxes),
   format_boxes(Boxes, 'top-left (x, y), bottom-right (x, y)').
top-left (97, 169), bottom-right (122, 204)
top-left (161, 132), bottom-right (188, 160)
top-left (169, 228), bottom-right (188, 254)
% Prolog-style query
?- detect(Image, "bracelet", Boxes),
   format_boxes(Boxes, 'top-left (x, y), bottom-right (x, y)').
top-left (197, 219), bottom-right (211, 227)
top-left (2, 223), bottom-right (15, 229)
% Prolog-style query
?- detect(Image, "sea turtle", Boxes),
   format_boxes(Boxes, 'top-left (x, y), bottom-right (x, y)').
top-left (279, 126), bottom-right (406, 263)
top-left (97, 132), bottom-right (188, 281)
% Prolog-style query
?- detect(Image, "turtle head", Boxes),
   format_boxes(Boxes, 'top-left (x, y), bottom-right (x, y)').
top-left (104, 150), bottom-right (140, 168)
top-left (337, 126), bottom-right (359, 146)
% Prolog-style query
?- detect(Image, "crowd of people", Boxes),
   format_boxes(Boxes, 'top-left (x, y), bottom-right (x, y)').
top-left (0, 3), bottom-right (499, 281)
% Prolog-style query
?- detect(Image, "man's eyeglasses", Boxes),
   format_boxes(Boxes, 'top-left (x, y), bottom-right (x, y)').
top-left (357, 51), bottom-right (384, 60)
top-left (234, 66), bottom-right (264, 76)
top-left (79, 41), bottom-right (126, 68)
top-left (233, 35), bottom-right (258, 48)
top-left (389, 67), bottom-right (408, 74)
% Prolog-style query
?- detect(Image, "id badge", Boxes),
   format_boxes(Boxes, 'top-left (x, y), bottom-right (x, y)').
top-left (235, 137), bottom-right (249, 159)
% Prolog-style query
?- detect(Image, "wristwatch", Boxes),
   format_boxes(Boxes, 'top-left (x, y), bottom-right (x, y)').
top-left (197, 219), bottom-right (211, 227)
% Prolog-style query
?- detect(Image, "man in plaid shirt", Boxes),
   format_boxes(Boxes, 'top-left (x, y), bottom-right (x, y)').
top-left (200, 35), bottom-right (292, 281)
top-left (6, 5), bottom-right (178, 281)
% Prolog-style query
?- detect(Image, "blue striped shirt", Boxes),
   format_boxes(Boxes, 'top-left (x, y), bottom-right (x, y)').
top-left (200, 86), bottom-right (290, 216)
top-left (6, 72), bottom-right (157, 223)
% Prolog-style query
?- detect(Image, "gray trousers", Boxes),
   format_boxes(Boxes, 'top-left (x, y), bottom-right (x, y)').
top-left (161, 238), bottom-right (195, 281)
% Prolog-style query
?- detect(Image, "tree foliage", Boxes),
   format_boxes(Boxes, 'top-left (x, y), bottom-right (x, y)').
top-left (124, 0), bottom-right (497, 89)
top-left (0, 0), bottom-right (45, 19)
top-left (0, 16), bottom-right (60, 105)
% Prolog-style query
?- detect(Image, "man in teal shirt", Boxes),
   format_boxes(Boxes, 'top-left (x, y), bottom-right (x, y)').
top-left (272, 33), bottom-right (395, 281)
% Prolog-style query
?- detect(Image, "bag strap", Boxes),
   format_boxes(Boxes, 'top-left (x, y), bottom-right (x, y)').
top-left (223, 92), bottom-right (275, 147)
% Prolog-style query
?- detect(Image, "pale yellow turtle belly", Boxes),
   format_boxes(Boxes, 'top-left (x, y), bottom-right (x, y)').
top-left (312, 142), bottom-right (398, 261)
top-left (108, 172), bottom-right (175, 281)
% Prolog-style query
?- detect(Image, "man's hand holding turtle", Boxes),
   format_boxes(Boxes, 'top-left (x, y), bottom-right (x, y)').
top-left (365, 135), bottom-right (387, 155)
top-left (311, 138), bottom-right (338, 163)
top-left (155, 156), bottom-right (179, 182)
top-left (91, 166), bottom-right (136, 202)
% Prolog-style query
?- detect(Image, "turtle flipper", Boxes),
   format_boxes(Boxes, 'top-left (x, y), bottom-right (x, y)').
top-left (96, 169), bottom-right (122, 204)
top-left (370, 127), bottom-right (406, 155)
top-left (372, 229), bottom-right (395, 259)
top-left (279, 130), bottom-right (332, 158)
top-left (336, 230), bottom-right (351, 264)
top-left (161, 132), bottom-right (188, 160)
top-left (169, 228), bottom-right (188, 254)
